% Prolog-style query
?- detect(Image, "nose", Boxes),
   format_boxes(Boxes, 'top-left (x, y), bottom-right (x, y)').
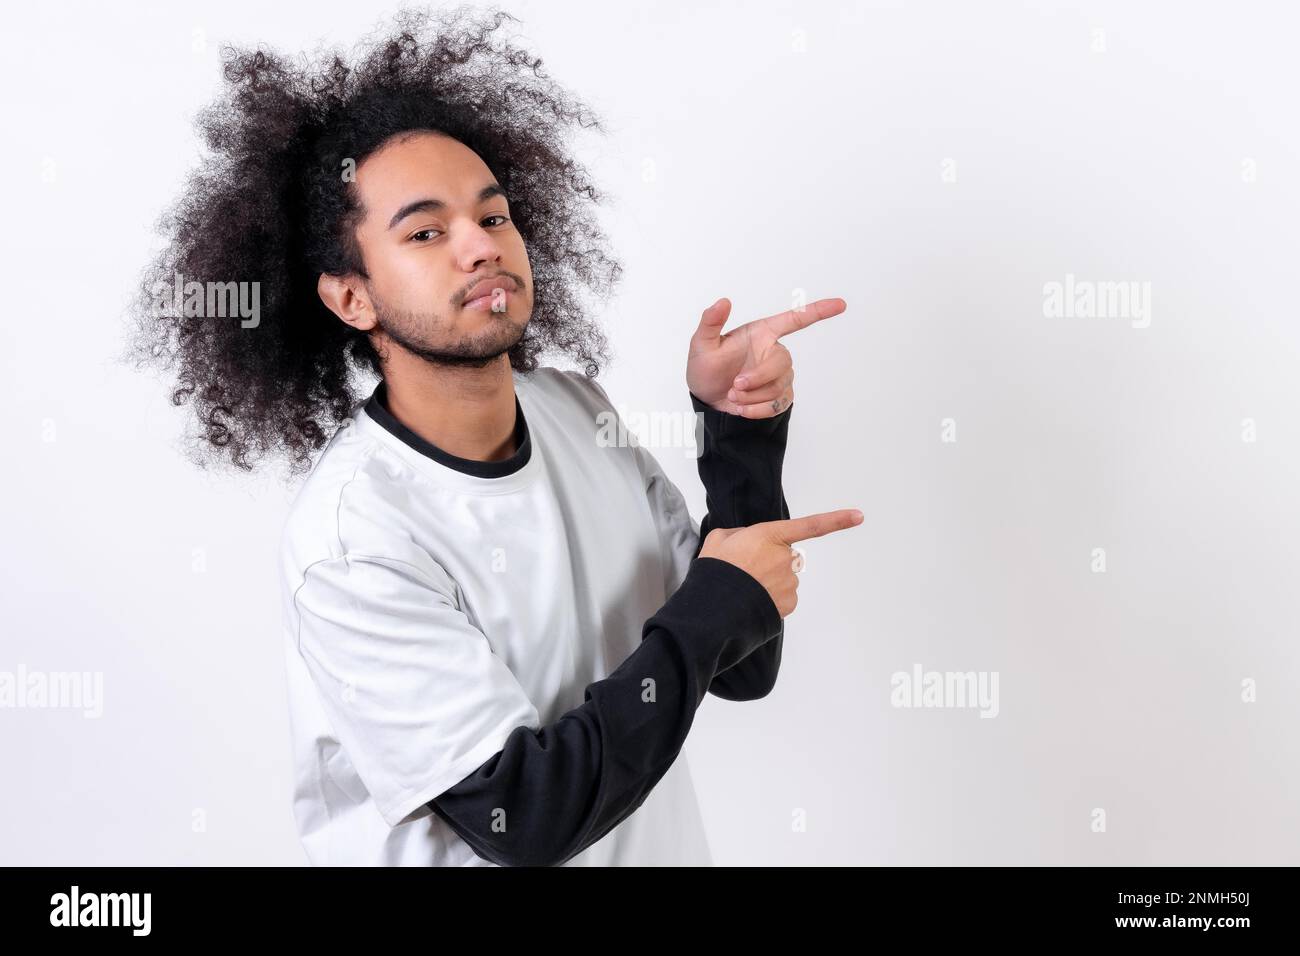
top-left (454, 218), bottom-right (504, 273)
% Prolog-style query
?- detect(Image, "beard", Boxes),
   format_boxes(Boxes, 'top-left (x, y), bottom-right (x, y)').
top-left (369, 290), bottom-right (527, 370)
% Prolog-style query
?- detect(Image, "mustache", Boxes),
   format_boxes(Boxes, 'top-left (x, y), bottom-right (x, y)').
top-left (458, 272), bottom-right (525, 305)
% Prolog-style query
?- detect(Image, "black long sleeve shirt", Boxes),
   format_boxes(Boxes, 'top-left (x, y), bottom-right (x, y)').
top-left (427, 391), bottom-right (793, 865)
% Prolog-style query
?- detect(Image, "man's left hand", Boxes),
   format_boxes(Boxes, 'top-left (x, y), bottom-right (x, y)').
top-left (686, 296), bottom-right (846, 418)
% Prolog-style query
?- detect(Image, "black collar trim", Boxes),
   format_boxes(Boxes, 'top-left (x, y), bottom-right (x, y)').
top-left (363, 380), bottom-right (531, 479)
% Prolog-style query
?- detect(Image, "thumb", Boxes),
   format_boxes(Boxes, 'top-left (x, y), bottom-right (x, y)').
top-left (692, 297), bottom-right (731, 346)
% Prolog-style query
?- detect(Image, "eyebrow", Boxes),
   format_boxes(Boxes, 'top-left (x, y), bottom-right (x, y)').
top-left (387, 184), bottom-right (508, 230)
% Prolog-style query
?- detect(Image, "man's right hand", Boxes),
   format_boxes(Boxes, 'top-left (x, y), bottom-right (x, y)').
top-left (698, 509), bottom-right (864, 618)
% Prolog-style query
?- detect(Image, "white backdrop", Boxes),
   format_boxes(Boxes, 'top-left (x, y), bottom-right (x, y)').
top-left (2, 0), bottom-right (1297, 865)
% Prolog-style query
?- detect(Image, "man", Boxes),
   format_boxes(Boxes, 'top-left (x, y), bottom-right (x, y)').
top-left (129, 9), bottom-right (861, 865)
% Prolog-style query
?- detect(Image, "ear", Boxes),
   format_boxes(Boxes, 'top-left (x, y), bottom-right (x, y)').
top-left (317, 273), bottom-right (378, 331)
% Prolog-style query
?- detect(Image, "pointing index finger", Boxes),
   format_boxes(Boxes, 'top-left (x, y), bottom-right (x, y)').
top-left (763, 297), bottom-right (846, 339)
top-left (767, 508), bottom-right (864, 545)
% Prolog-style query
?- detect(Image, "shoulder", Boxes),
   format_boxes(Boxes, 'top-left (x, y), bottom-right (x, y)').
top-left (277, 417), bottom-right (437, 591)
top-left (517, 365), bottom-right (616, 416)
top-left (518, 366), bottom-right (668, 491)
top-left (517, 366), bottom-right (630, 452)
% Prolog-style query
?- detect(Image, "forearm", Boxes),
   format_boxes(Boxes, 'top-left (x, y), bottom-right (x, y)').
top-left (690, 390), bottom-right (791, 699)
top-left (427, 556), bottom-right (782, 866)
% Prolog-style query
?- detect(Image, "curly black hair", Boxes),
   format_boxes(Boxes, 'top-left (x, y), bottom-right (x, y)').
top-left (124, 5), bottom-right (619, 478)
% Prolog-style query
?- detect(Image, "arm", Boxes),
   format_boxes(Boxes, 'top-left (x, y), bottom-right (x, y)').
top-left (688, 390), bottom-right (792, 701)
top-left (580, 371), bottom-right (789, 701)
top-left (290, 542), bottom-right (781, 868)
top-left (427, 556), bottom-right (780, 866)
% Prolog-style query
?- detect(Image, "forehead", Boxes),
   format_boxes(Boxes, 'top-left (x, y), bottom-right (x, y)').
top-left (354, 131), bottom-right (494, 220)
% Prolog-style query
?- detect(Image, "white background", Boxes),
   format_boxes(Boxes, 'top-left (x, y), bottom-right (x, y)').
top-left (2, 0), bottom-right (1297, 864)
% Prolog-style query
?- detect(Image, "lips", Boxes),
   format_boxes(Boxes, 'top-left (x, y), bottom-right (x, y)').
top-left (463, 275), bottom-right (517, 308)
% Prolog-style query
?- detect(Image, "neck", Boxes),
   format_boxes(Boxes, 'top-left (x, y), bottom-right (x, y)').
top-left (380, 353), bottom-right (518, 462)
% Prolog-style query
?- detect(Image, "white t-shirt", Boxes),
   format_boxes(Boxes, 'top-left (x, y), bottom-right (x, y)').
top-left (277, 366), bottom-right (713, 865)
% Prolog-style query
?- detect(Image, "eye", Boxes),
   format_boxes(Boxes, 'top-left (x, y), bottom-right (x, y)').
top-left (483, 215), bottom-right (510, 227)
top-left (409, 228), bottom-right (442, 243)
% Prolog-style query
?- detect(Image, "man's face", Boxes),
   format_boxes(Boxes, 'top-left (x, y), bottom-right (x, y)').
top-left (349, 130), bottom-right (533, 368)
